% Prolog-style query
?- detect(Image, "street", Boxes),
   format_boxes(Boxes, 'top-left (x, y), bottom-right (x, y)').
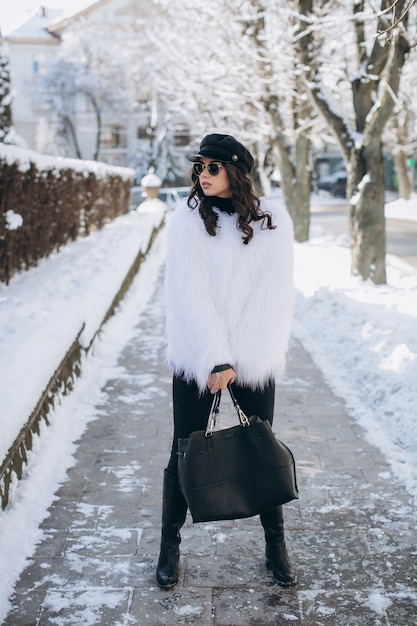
top-left (310, 199), bottom-right (417, 269)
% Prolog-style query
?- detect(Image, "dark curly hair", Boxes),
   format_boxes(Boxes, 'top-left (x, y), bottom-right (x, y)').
top-left (187, 163), bottom-right (275, 244)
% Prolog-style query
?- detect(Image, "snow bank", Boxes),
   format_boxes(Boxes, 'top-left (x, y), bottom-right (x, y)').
top-left (0, 201), bottom-right (165, 467)
top-left (385, 194), bottom-right (417, 221)
top-left (293, 235), bottom-right (417, 499)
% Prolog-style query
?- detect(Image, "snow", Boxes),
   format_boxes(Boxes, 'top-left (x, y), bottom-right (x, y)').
top-left (0, 201), bottom-right (164, 464)
top-left (5, 209), bottom-right (23, 230)
top-left (293, 236), bottom-right (417, 496)
top-left (0, 190), bottom-right (416, 620)
top-left (0, 143), bottom-right (135, 180)
top-left (295, 193), bottom-right (417, 500)
top-left (365, 591), bottom-right (392, 616)
top-left (0, 2), bottom-right (96, 37)
top-left (385, 195), bottom-right (417, 221)
top-left (3, 7), bottom-right (65, 39)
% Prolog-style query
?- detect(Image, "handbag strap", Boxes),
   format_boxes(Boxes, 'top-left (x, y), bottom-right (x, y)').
top-left (205, 384), bottom-right (250, 437)
top-left (205, 391), bottom-right (221, 437)
top-left (227, 384), bottom-right (251, 427)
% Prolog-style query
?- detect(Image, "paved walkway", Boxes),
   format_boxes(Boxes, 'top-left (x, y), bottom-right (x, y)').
top-left (4, 251), bottom-right (417, 625)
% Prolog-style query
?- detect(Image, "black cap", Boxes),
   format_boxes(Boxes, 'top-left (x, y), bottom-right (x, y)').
top-left (188, 134), bottom-right (255, 174)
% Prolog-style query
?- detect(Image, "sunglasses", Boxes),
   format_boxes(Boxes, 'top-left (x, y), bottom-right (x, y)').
top-left (193, 162), bottom-right (223, 177)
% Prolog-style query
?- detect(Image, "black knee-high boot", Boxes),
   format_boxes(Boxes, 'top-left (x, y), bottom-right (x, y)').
top-left (156, 470), bottom-right (188, 589)
top-left (260, 505), bottom-right (297, 587)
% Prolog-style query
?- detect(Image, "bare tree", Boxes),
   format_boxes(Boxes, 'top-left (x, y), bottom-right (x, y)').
top-left (149, 0), bottom-right (317, 240)
top-left (40, 60), bottom-right (83, 158)
top-left (39, 23), bottom-right (135, 160)
top-left (240, 0), bottom-right (314, 241)
top-left (296, 0), bottom-right (412, 283)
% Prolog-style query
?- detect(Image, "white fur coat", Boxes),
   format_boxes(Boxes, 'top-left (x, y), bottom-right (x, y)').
top-left (165, 198), bottom-right (294, 392)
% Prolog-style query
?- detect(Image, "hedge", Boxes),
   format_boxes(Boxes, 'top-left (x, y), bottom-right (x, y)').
top-left (0, 145), bottom-right (134, 284)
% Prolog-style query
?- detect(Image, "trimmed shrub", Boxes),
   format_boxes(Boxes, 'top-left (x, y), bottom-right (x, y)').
top-left (0, 145), bottom-right (134, 284)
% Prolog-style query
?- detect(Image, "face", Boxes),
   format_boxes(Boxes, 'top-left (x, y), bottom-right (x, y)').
top-left (196, 158), bottom-right (232, 198)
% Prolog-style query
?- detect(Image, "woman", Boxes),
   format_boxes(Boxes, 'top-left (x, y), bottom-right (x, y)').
top-left (156, 133), bottom-right (296, 589)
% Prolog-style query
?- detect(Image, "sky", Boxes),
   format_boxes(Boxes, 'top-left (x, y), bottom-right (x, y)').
top-left (0, 142), bottom-right (416, 621)
top-left (0, 0), bottom-right (95, 36)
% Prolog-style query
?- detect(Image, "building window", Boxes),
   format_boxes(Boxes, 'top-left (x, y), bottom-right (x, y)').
top-left (100, 125), bottom-right (126, 149)
top-left (32, 54), bottom-right (47, 76)
top-left (137, 125), bottom-right (152, 140)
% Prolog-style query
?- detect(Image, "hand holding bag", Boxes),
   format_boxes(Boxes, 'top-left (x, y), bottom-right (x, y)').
top-left (177, 384), bottom-right (298, 523)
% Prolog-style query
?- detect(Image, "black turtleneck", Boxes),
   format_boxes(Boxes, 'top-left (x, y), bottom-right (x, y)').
top-left (211, 196), bottom-right (235, 215)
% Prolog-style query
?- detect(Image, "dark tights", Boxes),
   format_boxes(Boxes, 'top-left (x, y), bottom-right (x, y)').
top-left (166, 375), bottom-right (275, 475)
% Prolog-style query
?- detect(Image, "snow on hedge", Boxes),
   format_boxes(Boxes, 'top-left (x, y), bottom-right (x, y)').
top-left (0, 143), bottom-right (135, 181)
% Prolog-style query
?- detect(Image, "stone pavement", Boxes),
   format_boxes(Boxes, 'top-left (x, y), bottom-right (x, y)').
top-left (4, 258), bottom-right (417, 625)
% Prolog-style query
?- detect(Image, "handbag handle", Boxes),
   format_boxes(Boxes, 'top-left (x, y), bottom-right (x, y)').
top-left (227, 384), bottom-right (251, 427)
top-left (205, 384), bottom-right (250, 437)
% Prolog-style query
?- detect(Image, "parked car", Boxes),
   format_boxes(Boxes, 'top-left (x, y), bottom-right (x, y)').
top-left (317, 169), bottom-right (347, 197)
top-left (159, 186), bottom-right (190, 209)
top-left (330, 172), bottom-right (347, 198)
top-left (129, 185), bottom-right (189, 211)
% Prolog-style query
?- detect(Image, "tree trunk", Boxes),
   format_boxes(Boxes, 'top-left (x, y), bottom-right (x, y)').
top-left (394, 151), bottom-right (412, 200)
top-left (392, 108), bottom-right (412, 200)
top-left (88, 94), bottom-right (102, 161)
top-left (276, 134), bottom-right (311, 242)
top-left (64, 116), bottom-right (82, 159)
top-left (245, 2), bottom-right (311, 241)
top-left (348, 138), bottom-right (386, 284)
top-left (267, 94), bottom-right (311, 242)
top-left (293, 132), bottom-right (311, 242)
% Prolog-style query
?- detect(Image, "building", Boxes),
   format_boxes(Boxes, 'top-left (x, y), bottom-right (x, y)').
top-left (3, 1), bottom-right (190, 182)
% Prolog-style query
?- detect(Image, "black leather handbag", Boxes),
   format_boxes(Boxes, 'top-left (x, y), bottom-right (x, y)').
top-left (177, 385), bottom-right (298, 523)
